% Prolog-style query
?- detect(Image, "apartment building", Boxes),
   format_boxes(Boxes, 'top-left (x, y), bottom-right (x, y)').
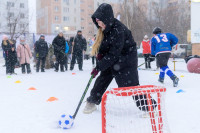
top-left (0, 0), bottom-right (29, 33)
top-left (36, 0), bottom-right (121, 39)
top-left (36, 0), bottom-right (81, 39)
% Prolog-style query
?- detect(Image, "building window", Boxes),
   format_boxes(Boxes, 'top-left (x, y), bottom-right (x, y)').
top-left (74, 8), bottom-right (76, 13)
top-left (89, 31), bottom-right (93, 34)
top-left (88, 5), bottom-right (92, 8)
top-left (89, 22), bottom-right (92, 25)
top-left (63, 0), bottom-right (69, 5)
top-left (55, 6), bottom-right (59, 12)
top-left (7, 23), bottom-right (14, 27)
top-left (74, 0), bottom-right (76, 4)
top-left (20, 13), bottom-right (25, 18)
top-left (7, 12), bottom-right (14, 17)
top-left (7, 2), bottom-right (15, 8)
top-left (55, 0), bottom-right (58, 2)
top-left (81, 9), bottom-right (84, 12)
top-left (74, 17), bottom-right (76, 23)
top-left (63, 16), bottom-right (70, 21)
top-left (20, 24), bottom-right (25, 29)
top-left (55, 16), bottom-right (59, 21)
top-left (81, 0), bottom-right (84, 4)
top-left (20, 3), bottom-right (24, 8)
top-left (63, 7), bottom-right (69, 12)
top-left (81, 27), bottom-right (84, 29)
top-left (81, 18), bottom-right (84, 21)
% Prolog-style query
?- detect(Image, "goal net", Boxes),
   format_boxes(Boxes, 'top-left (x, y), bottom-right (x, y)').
top-left (101, 85), bottom-right (170, 133)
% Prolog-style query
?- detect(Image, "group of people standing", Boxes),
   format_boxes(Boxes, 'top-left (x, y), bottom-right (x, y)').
top-left (1, 30), bottom-right (87, 75)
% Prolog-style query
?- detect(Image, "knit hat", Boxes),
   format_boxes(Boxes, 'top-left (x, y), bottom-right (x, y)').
top-left (2, 35), bottom-right (8, 40)
top-left (20, 36), bottom-right (25, 40)
top-left (144, 35), bottom-right (148, 39)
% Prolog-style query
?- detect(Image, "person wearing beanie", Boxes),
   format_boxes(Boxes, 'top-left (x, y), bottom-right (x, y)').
top-left (17, 36), bottom-right (32, 74)
top-left (70, 30), bottom-right (87, 71)
top-left (83, 3), bottom-right (155, 114)
top-left (141, 35), bottom-right (151, 69)
top-left (35, 34), bottom-right (48, 72)
top-left (52, 32), bottom-right (66, 72)
top-left (1, 35), bottom-right (17, 75)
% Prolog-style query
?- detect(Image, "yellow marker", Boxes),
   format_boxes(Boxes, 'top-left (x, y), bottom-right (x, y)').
top-left (155, 73), bottom-right (159, 75)
top-left (180, 75), bottom-right (184, 78)
top-left (15, 80), bottom-right (21, 83)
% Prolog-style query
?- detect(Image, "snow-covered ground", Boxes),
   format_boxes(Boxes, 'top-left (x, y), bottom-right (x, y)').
top-left (0, 55), bottom-right (200, 133)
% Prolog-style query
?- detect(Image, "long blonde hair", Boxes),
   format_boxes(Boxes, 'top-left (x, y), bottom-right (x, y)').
top-left (3, 40), bottom-right (13, 46)
top-left (91, 28), bottom-right (104, 56)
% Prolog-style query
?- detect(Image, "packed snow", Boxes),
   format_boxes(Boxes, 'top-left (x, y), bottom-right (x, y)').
top-left (0, 52), bottom-right (199, 133)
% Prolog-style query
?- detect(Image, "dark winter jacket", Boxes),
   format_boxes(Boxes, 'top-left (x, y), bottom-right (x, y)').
top-left (73, 35), bottom-right (87, 54)
top-left (92, 3), bottom-right (138, 72)
top-left (1, 40), bottom-right (17, 63)
top-left (52, 35), bottom-right (66, 55)
top-left (35, 39), bottom-right (48, 58)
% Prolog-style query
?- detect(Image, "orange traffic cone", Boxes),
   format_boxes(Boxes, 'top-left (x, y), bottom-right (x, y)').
top-left (28, 87), bottom-right (37, 90)
top-left (47, 97), bottom-right (58, 102)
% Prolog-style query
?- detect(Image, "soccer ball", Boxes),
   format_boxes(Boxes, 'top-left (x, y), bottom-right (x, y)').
top-left (58, 114), bottom-right (74, 129)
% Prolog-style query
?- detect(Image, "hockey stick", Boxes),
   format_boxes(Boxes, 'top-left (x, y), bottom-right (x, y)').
top-left (72, 75), bottom-right (94, 119)
top-left (138, 62), bottom-right (145, 68)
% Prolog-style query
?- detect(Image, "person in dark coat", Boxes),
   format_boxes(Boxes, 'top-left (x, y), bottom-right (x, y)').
top-left (1, 35), bottom-right (17, 75)
top-left (52, 32), bottom-right (66, 72)
top-left (70, 30), bottom-right (87, 71)
top-left (83, 3), bottom-right (155, 114)
top-left (35, 34), bottom-right (48, 72)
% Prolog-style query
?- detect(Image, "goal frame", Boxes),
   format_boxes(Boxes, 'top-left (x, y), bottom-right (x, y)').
top-left (101, 85), bottom-right (166, 133)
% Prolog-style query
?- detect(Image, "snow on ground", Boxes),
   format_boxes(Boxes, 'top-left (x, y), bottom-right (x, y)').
top-left (0, 54), bottom-right (200, 133)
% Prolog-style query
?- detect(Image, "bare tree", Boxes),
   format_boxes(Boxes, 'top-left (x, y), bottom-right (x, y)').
top-left (2, 0), bottom-right (29, 41)
top-left (119, 0), bottom-right (190, 44)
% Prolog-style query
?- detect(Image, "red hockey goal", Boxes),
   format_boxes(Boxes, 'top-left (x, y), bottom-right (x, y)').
top-left (101, 85), bottom-right (170, 133)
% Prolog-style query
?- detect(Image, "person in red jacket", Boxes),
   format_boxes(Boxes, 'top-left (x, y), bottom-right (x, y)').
top-left (141, 35), bottom-right (151, 69)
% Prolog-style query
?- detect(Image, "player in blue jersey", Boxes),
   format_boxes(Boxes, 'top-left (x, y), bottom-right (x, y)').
top-left (151, 27), bottom-right (179, 87)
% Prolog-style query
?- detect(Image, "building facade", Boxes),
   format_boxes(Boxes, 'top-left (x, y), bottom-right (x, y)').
top-left (36, 0), bottom-right (81, 39)
top-left (36, 0), bottom-right (121, 39)
top-left (0, 0), bottom-right (29, 34)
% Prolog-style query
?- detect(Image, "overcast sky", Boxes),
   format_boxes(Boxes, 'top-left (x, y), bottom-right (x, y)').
top-left (28, 0), bottom-right (36, 33)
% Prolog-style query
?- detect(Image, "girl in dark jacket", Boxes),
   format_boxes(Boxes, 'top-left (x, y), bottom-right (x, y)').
top-left (83, 3), bottom-right (145, 114)
top-left (1, 35), bottom-right (17, 75)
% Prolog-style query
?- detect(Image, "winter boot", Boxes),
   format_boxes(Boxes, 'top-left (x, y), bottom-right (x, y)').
top-left (83, 102), bottom-right (97, 114)
top-left (21, 64), bottom-right (26, 74)
top-left (158, 77), bottom-right (164, 83)
top-left (60, 65), bottom-right (65, 72)
top-left (41, 69), bottom-right (45, 72)
top-left (26, 64), bottom-right (31, 74)
top-left (170, 75), bottom-right (179, 87)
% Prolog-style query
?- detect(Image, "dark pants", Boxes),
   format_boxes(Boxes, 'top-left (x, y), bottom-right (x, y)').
top-left (156, 53), bottom-right (171, 68)
top-left (87, 67), bottom-right (157, 111)
top-left (55, 53), bottom-right (65, 71)
top-left (5, 56), bottom-right (16, 74)
top-left (64, 54), bottom-right (68, 70)
top-left (36, 57), bottom-right (46, 71)
top-left (70, 52), bottom-right (83, 70)
top-left (21, 63), bottom-right (31, 73)
top-left (144, 54), bottom-right (151, 69)
top-left (92, 56), bottom-right (97, 66)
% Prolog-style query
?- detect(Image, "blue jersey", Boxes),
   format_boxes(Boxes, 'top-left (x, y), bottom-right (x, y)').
top-left (151, 33), bottom-right (178, 56)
